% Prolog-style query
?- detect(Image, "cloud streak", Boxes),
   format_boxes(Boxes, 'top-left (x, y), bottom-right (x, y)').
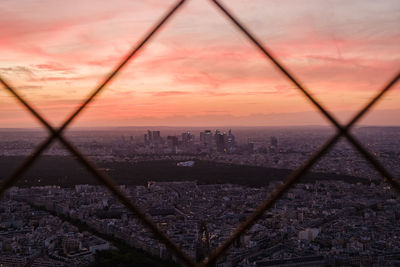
top-left (0, 0), bottom-right (399, 127)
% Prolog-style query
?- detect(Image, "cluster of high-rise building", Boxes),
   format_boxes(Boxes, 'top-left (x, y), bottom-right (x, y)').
top-left (142, 129), bottom-right (236, 154)
top-left (0, 127), bottom-right (399, 266)
top-left (1, 127), bottom-right (400, 182)
top-left (143, 130), bottom-right (161, 146)
top-left (212, 129), bottom-right (235, 153)
top-left (144, 130), bottom-right (195, 154)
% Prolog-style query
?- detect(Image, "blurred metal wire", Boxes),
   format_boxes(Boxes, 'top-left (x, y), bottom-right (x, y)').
top-left (0, 1), bottom-right (196, 266)
top-left (0, 0), bottom-right (399, 266)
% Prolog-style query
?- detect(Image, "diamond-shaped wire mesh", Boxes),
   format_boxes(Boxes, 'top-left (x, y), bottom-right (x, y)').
top-left (0, 0), bottom-right (399, 266)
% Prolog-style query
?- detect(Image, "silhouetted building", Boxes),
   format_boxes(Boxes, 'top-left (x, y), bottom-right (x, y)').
top-left (196, 221), bottom-right (212, 264)
top-left (144, 130), bottom-right (152, 145)
top-left (226, 129), bottom-right (235, 153)
top-left (182, 131), bottom-right (194, 145)
top-left (152, 131), bottom-right (161, 144)
top-left (144, 130), bottom-right (163, 148)
top-left (215, 130), bottom-right (225, 152)
top-left (200, 130), bottom-right (213, 148)
top-left (213, 129), bottom-right (235, 153)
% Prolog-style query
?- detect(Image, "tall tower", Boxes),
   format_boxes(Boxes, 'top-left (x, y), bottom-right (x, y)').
top-left (196, 221), bottom-right (211, 264)
top-left (214, 130), bottom-right (225, 152)
top-left (200, 130), bottom-right (213, 148)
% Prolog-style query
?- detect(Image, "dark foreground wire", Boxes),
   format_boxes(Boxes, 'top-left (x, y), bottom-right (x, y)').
top-left (0, 0), bottom-right (399, 266)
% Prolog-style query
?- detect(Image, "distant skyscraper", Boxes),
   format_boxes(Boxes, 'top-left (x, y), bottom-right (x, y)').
top-left (200, 130), bottom-right (213, 148)
top-left (215, 130), bottom-right (225, 152)
top-left (144, 130), bottom-right (153, 145)
top-left (226, 129), bottom-right (235, 153)
top-left (152, 131), bottom-right (161, 143)
top-left (182, 131), bottom-right (194, 145)
top-left (144, 130), bottom-right (163, 150)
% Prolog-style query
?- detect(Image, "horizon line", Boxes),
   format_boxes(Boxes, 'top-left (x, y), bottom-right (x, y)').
top-left (0, 124), bottom-right (399, 131)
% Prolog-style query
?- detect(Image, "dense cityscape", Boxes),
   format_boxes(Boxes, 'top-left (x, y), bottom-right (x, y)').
top-left (1, 126), bottom-right (399, 179)
top-left (1, 0), bottom-right (399, 265)
top-left (0, 126), bottom-right (399, 266)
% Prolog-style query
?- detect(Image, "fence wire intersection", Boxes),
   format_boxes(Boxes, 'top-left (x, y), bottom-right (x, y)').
top-left (0, 1), bottom-right (196, 266)
top-left (203, 1), bottom-right (400, 264)
top-left (0, 0), bottom-right (399, 266)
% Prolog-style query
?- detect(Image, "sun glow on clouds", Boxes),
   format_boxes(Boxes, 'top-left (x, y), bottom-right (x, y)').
top-left (0, 0), bottom-right (399, 127)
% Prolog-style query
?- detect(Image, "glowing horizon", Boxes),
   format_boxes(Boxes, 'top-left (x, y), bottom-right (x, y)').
top-left (0, 0), bottom-right (399, 128)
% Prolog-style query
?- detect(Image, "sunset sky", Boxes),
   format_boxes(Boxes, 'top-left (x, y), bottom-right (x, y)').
top-left (0, 0), bottom-right (399, 128)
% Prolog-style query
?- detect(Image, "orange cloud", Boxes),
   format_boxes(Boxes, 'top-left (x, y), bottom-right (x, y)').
top-left (0, 0), bottom-right (399, 127)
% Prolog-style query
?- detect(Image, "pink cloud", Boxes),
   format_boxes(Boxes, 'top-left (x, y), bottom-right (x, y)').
top-left (35, 62), bottom-right (75, 72)
top-left (149, 91), bottom-right (192, 97)
top-left (0, 0), bottom-right (399, 127)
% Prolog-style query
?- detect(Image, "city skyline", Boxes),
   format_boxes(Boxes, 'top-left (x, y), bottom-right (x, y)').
top-left (0, 0), bottom-right (399, 127)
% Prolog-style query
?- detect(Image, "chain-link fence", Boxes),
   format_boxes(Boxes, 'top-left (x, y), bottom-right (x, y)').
top-left (0, 0), bottom-right (399, 266)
